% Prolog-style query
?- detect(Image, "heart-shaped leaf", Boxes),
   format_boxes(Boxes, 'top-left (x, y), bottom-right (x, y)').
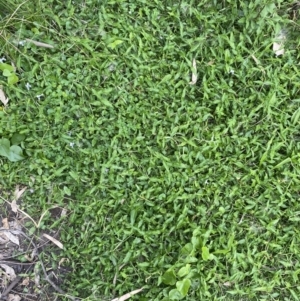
top-left (177, 264), bottom-right (190, 278)
top-left (0, 139), bottom-right (24, 161)
top-left (8, 145), bottom-right (24, 162)
top-left (7, 74), bottom-right (19, 85)
top-left (169, 289), bottom-right (184, 300)
top-left (3, 69), bottom-right (12, 77)
top-left (176, 279), bottom-right (191, 297)
top-left (162, 269), bottom-right (176, 285)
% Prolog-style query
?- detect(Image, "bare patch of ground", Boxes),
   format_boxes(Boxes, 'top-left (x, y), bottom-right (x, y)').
top-left (0, 188), bottom-right (77, 301)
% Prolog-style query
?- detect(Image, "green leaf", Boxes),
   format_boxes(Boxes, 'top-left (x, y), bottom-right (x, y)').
top-left (107, 39), bottom-right (123, 49)
top-left (184, 256), bottom-right (198, 263)
top-left (169, 289), bottom-right (184, 300)
top-left (0, 138), bottom-right (10, 157)
top-left (8, 145), bottom-right (24, 161)
top-left (214, 249), bottom-right (230, 254)
top-left (176, 279), bottom-right (191, 297)
top-left (202, 246), bottom-right (210, 261)
top-left (11, 133), bottom-right (26, 145)
top-left (191, 235), bottom-right (202, 250)
top-left (69, 171), bottom-right (79, 181)
top-left (3, 69), bottom-right (12, 76)
top-left (91, 89), bottom-right (113, 107)
top-left (63, 186), bottom-right (71, 196)
top-left (274, 157), bottom-right (291, 169)
top-left (162, 269), bottom-right (176, 285)
top-left (7, 74), bottom-right (19, 85)
top-left (102, 98), bottom-right (113, 108)
top-left (181, 243), bottom-right (193, 255)
top-left (0, 63), bottom-right (14, 72)
top-left (291, 107), bottom-right (300, 125)
top-left (260, 3), bottom-right (276, 18)
top-left (177, 264), bottom-right (190, 278)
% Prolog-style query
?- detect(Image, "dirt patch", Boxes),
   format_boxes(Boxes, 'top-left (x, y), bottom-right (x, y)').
top-left (0, 188), bottom-right (77, 301)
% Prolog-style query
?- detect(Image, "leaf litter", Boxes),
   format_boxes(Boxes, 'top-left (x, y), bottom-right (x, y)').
top-left (0, 264), bottom-right (17, 280)
top-left (0, 190), bottom-right (73, 301)
top-left (7, 294), bottom-right (21, 301)
top-left (0, 87), bottom-right (9, 106)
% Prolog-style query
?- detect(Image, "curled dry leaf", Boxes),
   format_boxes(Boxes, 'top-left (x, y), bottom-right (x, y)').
top-left (111, 288), bottom-right (143, 301)
top-left (0, 87), bottom-right (9, 105)
top-left (43, 233), bottom-right (64, 249)
top-left (0, 264), bottom-right (17, 280)
top-left (189, 58), bottom-right (197, 85)
top-left (21, 277), bottom-right (30, 286)
top-left (11, 200), bottom-right (19, 213)
top-left (58, 257), bottom-right (68, 268)
top-left (14, 185), bottom-right (27, 201)
top-left (2, 217), bottom-right (9, 229)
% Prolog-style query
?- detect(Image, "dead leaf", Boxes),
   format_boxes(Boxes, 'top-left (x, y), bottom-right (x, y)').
top-left (14, 185), bottom-right (27, 201)
top-left (0, 264), bottom-right (17, 280)
top-left (58, 257), bottom-right (68, 268)
top-left (111, 288), bottom-right (143, 301)
top-left (13, 206), bottom-right (48, 228)
top-left (273, 29), bottom-right (286, 56)
top-left (24, 253), bottom-right (34, 262)
top-left (223, 281), bottom-right (232, 287)
top-left (251, 55), bottom-right (260, 65)
top-left (21, 277), bottom-right (30, 286)
top-left (61, 208), bottom-right (67, 217)
top-left (25, 38), bottom-right (54, 48)
top-left (2, 230), bottom-right (19, 245)
top-left (0, 233), bottom-right (9, 244)
top-left (8, 294), bottom-right (21, 301)
top-left (11, 200), bottom-right (19, 213)
top-left (43, 233), bottom-right (64, 249)
top-left (0, 87), bottom-right (9, 105)
top-left (189, 58), bottom-right (197, 85)
top-left (8, 220), bottom-right (22, 231)
top-left (2, 217), bottom-right (9, 229)
top-left (273, 42), bottom-right (284, 56)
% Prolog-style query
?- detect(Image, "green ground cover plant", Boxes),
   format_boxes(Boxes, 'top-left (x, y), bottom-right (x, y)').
top-left (1, 0), bottom-right (300, 300)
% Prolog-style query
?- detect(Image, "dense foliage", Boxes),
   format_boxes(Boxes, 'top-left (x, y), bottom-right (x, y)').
top-left (1, 0), bottom-right (300, 300)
